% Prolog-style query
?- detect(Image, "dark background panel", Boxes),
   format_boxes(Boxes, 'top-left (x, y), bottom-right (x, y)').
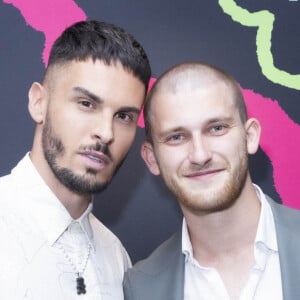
top-left (0, 0), bottom-right (299, 263)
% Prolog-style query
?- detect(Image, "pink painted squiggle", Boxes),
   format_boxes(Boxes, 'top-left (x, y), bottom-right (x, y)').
top-left (244, 89), bottom-right (300, 209)
top-left (3, 0), bottom-right (86, 66)
top-left (137, 78), bottom-right (156, 127)
top-left (4, 1), bottom-right (299, 209)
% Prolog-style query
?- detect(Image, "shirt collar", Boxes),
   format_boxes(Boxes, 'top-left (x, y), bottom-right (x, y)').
top-left (12, 153), bottom-right (95, 250)
top-left (252, 184), bottom-right (278, 271)
top-left (253, 184), bottom-right (278, 252)
top-left (182, 184), bottom-right (278, 262)
top-left (182, 218), bottom-right (193, 262)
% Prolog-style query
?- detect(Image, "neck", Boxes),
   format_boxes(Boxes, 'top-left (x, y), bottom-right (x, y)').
top-left (29, 150), bottom-right (92, 220)
top-left (55, 188), bottom-right (92, 220)
top-left (183, 182), bottom-right (261, 264)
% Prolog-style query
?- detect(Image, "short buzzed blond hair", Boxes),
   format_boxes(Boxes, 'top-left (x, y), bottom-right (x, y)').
top-left (144, 62), bottom-right (247, 143)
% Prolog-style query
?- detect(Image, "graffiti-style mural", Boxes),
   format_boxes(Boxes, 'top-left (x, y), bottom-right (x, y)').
top-left (1, 0), bottom-right (299, 262)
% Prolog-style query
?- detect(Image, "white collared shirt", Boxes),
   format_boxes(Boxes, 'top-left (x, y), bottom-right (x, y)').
top-left (0, 154), bottom-right (131, 300)
top-left (182, 185), bottom-right (282, 300)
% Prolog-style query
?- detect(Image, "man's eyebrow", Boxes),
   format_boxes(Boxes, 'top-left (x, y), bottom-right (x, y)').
top-left (118, 106), bottom-right (141, 115)
top-left (73, 86), bottom-right (141, 115)
top-left (206, 117), bottom-right (235, 124)
top-left (156, 126), bottom-right (186, 139)
top-left (73, 86), bottom-right (103, 104)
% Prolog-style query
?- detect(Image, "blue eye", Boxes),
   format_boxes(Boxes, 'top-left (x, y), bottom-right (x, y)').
top-left (212, 125), bottom-right (224, 131)
top-left (170, 134), bottom-right (183, 140)
top-left (165, 133), bottom-right (185, 144)
top-left (210, 124), bottom-right (229, 135)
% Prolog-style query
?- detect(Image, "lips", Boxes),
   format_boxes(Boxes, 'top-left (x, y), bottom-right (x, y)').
top-left (86, 154), bottom-right (102, 163)
top-left (80, 150), bottom-right (111, 165)
top-left (185, 168), bottom-right (224, 178)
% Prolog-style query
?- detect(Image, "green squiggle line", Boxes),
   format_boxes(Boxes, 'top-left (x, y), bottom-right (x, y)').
top-left (218, 0), bottom-right (300, 91)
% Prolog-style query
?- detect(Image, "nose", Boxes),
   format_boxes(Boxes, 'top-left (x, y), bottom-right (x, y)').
top-left (188, 135), bottom-right (212, 166)
top-left (92, 114), bottom-right (114, 144)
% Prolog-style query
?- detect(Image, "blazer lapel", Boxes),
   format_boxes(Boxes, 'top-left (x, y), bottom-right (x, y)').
top-left (149, 231), bottom-right (185, 300)
top-left (124, 231), bottom-right (185, 300)
top-left (268, 196), bottom-right (300, 300)
top-left (164, 233), bottom-right (185, 300)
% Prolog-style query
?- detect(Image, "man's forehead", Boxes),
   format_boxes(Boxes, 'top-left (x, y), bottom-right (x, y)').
top-left (153, 80), bottom-right (233, 105)
top-left (149, 82), bottom-right (238, 128)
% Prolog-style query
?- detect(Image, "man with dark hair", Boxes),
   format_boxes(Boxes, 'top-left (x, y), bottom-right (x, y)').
top-left (123, 62), bottom-right (300, 300)
top-left (0, 20), bottom-right (151, 299)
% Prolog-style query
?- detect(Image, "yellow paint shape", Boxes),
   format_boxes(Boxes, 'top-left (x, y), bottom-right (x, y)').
top-left (218, 0), bottom-right (300, 90)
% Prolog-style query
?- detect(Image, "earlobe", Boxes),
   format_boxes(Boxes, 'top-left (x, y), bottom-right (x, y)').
top-left (140, 141), bottom-right (160, 175)
top-left (28, 82), bottom-right (48, 124)
top-left (245, 118), bottom-right (261, 154)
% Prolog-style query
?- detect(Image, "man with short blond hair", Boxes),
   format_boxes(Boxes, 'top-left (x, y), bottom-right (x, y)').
top-left (124, 62), bottom-right (300, 300)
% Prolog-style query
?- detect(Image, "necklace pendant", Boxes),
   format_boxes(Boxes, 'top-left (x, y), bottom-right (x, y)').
top-left (76, 276), bottom-right (86, 295)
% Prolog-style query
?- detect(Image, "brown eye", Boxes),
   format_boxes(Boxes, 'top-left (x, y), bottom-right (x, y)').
top-left (115, 112), bottom-right (134, 123)
top-left (80, 101), bottom-right (93, 108)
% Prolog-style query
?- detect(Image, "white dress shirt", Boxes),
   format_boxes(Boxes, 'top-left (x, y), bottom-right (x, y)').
top-left (182, 185), bottom-right (282, 300)
top-left (0, 154), bottom-right (131, 300)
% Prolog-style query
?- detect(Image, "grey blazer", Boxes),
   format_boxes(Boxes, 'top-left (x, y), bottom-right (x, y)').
top-left (123, 196), bottom-right (300, 300)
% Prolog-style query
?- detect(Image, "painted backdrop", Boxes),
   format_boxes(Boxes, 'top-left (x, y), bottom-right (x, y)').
top-left (0, 0), bottom-right (299, 263)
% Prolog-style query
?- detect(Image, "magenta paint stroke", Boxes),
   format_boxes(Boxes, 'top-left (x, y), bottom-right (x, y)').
top-left (137, 78), bottom-right (157, 127)
top-left (140, 78), bottom-right (300, 209)
top-left (3, 0), bottom-right (87, 66)
top-left (244, 89), bottom-right (300, 209)
top-left (4, 0), bottom-right (299, 209)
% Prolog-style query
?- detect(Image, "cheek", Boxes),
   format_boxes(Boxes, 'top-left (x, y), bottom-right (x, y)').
top-left (53, 121), bottom-right (87, 154)
top-left (50, 109), bottom-right (82, 134)
top-left (221, 142), bottom-right (247, 167)
top-left (156, 148), bottom-right (184, 173)
top-left (61, 122), bottom-right (86, 143)
top-left (113, 127), bottom-right (136, 156)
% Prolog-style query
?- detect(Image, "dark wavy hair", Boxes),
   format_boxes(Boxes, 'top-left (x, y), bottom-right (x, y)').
top-left (46, 20), bottom-right (151, 89)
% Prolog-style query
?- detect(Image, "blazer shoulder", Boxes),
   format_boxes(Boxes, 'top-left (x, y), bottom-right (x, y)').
top-left (130, 230), bottom-right (182, 275)
top-left (123, 231), bottom-right (185, 300)
top-left (267, 195), bottom-right (300, 229)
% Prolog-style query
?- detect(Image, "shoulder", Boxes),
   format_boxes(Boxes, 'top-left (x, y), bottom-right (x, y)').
top-left (267, 195), bottom-right (300, 229)
top-left (128, 231), bottom-right (182, 276)
top-left (0, 155), bottom-right (29, 204)
top-left (0, 173), bottom-right (14, 192)
top-left (89, 213), bottom-right (131, 267)
top-left (0, 211), bottom-right (28, 286)
top-left (89, 213), bottom-right (124, 246)
top-left (0, 172), bottom-right (19, 212)
top-left (123, 231), bottom-right (184, 300)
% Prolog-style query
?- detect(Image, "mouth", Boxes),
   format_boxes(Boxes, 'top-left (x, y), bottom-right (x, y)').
top-left (185, 168), bottom-right (224, 179)
top-left (79, 150), bottom-right (111, 167)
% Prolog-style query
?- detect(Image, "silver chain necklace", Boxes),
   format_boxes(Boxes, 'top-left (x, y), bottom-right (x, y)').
top-left (58, 242), bottom-right (91, 295)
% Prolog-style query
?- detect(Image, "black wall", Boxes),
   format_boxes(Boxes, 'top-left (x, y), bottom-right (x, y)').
top-left (0, 0), bottom-right (299, 263)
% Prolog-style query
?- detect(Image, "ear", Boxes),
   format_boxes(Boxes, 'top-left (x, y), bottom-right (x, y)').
top-left (140, 141), bottom-right (161, 175)
top-left (245, 118), bottom-right (261, 155)
top-left (28, 82), bottom-right (48, 124)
